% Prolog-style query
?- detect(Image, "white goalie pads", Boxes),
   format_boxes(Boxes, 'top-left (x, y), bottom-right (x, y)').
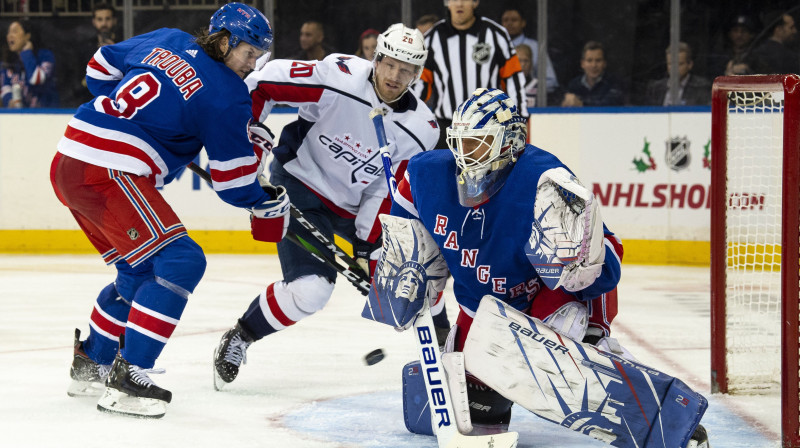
top-left (527, 167), bottom-right (605, 292)
top-left (463, 296), bottom-right (708, 448)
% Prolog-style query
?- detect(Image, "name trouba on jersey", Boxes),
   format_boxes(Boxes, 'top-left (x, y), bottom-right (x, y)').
top-left (317, 133), bottom-right (384, 185)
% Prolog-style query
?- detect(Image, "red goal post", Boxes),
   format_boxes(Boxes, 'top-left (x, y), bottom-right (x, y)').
top-left (710, 74), bottom-right (800, 447)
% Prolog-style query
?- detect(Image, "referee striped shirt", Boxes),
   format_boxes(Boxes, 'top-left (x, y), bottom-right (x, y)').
top-left (413, 17), bottom-right (529, 120)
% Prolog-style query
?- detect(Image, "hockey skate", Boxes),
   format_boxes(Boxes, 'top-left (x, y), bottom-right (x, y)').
top-left (213, 322), bottom-right (255, 390)
top-left (67, 328), bottom-right (111, 397)
top-left (688, 424), bottom-right (710, 448)
top-left (97, 348), bottom-right (172, 419)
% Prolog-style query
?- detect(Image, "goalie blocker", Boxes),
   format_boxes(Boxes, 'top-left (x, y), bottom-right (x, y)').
top-left (402, 296), bottom-right (708, 447)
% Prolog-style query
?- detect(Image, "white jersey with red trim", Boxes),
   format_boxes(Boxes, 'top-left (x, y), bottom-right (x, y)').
top-left (247, 54), bottom-right (439, 241)
top-left (56, 28), bottom-right (269, 209)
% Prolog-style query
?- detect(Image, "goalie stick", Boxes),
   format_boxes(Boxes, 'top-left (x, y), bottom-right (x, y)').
top-left (186, 162), bottom-right (370, 295)
top-left (369, 109), bottom-right (519, 448)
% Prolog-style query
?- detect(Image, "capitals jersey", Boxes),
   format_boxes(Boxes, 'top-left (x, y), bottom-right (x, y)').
top-left (247, 54), bottom-right (439, 241)
top-left (57, 28), bottom-right (268, 209)
top-left (391, 145), bottom-right (623, 315)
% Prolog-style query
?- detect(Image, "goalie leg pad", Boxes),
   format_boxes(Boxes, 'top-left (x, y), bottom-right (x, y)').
top-left (464, 296), bottom-right (707, 448)
top-left (465, 377), bottom-right (513, 435)
top-left (402, 360), bottom-right (434, 436)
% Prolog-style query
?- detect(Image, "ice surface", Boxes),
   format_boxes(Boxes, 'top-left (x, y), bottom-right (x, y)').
top-left (0, 256), bottom-right (780, 447)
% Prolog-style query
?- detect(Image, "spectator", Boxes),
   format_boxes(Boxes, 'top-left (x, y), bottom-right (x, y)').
top-left (355, 28), bottom-right (379, 60)
top-left (748, 11), bottom-right (799, 75)
top-left (290, 21), bottom-right (332, 61)
top-left (501, 6), bottom-right (558, 92)
top-left (68, 3), bottom-right (119, 106)
top-left (91, 2), bottom-right (118, 49)
top-left (1, 19), bottom-right (58, 108)
top-left (708, 14), bottom-right (758, 78)
top-left (561, 41), bottom-right (624, 107)
top-left (516, 43), bottom-right (537, 108)
top-left (413, 0), bottom-right (528, 149)
top-left (645, 42), bottom-right (711, 106)
top-left (415, 14), bottom-right (439, 35)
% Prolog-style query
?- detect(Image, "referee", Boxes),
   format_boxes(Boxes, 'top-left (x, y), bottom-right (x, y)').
top-left (413, 0), bottom-right (529, 149)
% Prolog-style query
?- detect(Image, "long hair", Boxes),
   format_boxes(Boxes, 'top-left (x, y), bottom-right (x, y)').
top-left (13, 20), bottom-right (43, 58)
top-left (194, 29), bottom-right (231, 62)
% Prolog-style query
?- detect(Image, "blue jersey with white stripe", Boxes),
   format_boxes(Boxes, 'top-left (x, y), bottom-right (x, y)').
top-left (57, 28), bottom-right (268, 208)
top-left (391, 144), bottom-right (622, 314)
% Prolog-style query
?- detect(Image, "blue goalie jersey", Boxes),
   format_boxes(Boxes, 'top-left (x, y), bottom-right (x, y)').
top-left (391, 144), bottom-right (622, 314)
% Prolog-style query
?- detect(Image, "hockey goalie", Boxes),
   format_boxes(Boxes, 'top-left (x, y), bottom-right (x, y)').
top-left (362, 88), bottom-right (710, 447)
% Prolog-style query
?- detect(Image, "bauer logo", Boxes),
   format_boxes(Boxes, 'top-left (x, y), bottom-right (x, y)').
top-left (508, 321), bottom-right (569, 354)
top-left (416, 325), bottom-right (452, 429)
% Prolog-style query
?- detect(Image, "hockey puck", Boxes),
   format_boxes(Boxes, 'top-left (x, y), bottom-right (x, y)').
top-left (364, 348), bottom-right (385, 366)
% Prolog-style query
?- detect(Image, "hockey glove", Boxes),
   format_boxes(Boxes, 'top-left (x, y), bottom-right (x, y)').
top-left (353, 237), bottom-right (381, 278)
top-left (526, 167), bottom-right (605, 292)
top-left (251, 184), bottom-right (290, 243)
top-left (361, 215), bottom-right (449, 331)
top-left (249, 121), bottom-right (275, 176)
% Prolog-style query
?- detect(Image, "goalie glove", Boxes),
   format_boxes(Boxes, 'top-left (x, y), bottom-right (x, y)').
top-left (526, 167), bottom-right (605, 292)
top-left (361, 215), bottom-right (449, 331)
top-left (249, 121), bottom-right (275, 176)
top-left (250, 183), bottom-right (290, 243)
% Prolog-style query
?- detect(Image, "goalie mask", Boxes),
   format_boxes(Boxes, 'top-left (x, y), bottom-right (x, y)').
top-left (447, 88), bottom-right (528, 207)
top-left (372, 24), bottom-right (427, 102)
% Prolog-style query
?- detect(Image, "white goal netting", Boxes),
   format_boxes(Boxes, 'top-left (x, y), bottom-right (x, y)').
top-left (723, 90), bottom-right (785, 393)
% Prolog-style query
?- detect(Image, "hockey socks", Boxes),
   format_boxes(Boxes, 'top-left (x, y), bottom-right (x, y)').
top-left (239, 290), bottom-right (280, 340)
top-left (83, 283), bottom-right (130, 365)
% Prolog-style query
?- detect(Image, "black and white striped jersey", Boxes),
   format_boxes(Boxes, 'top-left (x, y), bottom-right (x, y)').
top-left (413, 17), bottom-right (529, 120)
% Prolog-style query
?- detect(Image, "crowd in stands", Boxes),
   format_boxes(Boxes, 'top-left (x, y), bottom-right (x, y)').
top-left (2, 1), bottom-right (799, 109)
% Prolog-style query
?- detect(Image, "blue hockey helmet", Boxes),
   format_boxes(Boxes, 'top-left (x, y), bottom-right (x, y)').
top-left (209, 3), bottom-right (273, 52)
top-left (447, 88), bottom-right (528, 207)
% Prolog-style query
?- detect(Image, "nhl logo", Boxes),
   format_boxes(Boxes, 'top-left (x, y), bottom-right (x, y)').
top-left (127, 228), bottom-right (140, 240)
top-left (665, 136), bottom-right (691, 171)
top-left (472, 43), bottom-right (492, 64)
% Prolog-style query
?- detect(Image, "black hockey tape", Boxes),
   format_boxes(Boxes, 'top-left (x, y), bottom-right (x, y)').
top-left (364, 348), bottom-right (385, 366)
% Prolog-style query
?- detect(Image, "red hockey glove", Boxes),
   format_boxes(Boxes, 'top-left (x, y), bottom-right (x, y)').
top-left (251, 184), bottom-right (290, 243)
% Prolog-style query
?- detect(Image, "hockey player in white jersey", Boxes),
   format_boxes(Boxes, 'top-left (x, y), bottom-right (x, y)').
top-left (212, 24), bottom-right (440, 388)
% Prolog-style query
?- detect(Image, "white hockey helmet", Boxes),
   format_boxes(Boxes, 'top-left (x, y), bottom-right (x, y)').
top-left (374, 23), bottom-right (427, 82)
top-left (447, 88), bottom-right (528, 207)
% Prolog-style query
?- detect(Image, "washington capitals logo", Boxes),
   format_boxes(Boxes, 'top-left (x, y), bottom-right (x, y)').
top-left (336, 56), bottom-right (353, 74)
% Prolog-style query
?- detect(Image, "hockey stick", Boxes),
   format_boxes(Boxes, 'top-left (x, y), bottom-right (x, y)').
top-left (186, 162), bottom-right (370, 295)
top-left (369, 109), bottom-right (519, 448)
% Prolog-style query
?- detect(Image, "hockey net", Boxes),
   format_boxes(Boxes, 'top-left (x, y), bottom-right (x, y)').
top-left (711, 75), bottom-right (800, 447)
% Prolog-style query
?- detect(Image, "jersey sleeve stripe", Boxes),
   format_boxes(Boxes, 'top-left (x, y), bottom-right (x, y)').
top-left (394, 172), bottom-right (419, 218)
top-left (87, 50), bottom-right (123, 80)
top-left (252, 82), bottom-right (324, 119)
top-left (208, 157), bottom-right (260, 191)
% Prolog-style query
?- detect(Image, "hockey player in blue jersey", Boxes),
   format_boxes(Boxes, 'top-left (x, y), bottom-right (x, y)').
top-left (211, 23), bottom-right (441, 389)
top-left (362, 88), bottom-right (710, 447)
top-left (51, 3), bottom-right (290, 418)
